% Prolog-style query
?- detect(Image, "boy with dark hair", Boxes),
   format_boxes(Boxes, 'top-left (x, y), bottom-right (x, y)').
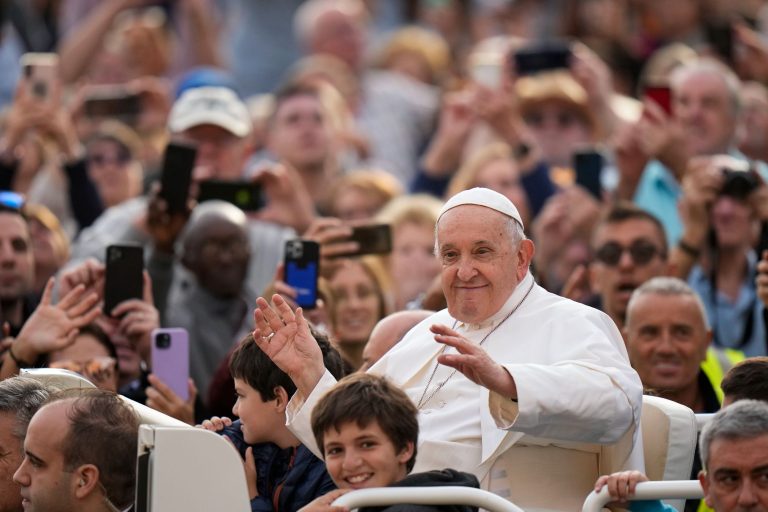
top-left (202, 329), bottom-right (346, 512)
top-left (302, 373), bottom-right (479, 512)
top-left (721, 356), bottom-right (768, 405)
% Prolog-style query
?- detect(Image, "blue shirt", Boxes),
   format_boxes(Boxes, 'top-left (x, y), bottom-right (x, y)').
top-left (634, 151), bottom-right (768, 248)
top-left (688, 252), bottom-right (767, 357)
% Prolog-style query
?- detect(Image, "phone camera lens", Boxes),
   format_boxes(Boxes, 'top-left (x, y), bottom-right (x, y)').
top-left (156, 333), bottom-right (171, 349)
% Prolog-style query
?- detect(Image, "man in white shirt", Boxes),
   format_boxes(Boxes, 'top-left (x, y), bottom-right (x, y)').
top-left (253, 187), bottom-right (643, 505)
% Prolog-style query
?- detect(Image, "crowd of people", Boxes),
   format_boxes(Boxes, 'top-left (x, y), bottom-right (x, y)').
top-left (4, 0), bottom-right (768, 511)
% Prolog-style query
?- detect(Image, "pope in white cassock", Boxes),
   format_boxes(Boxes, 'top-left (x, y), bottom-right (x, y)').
top-left (254, 188), bottom-right (644, 509)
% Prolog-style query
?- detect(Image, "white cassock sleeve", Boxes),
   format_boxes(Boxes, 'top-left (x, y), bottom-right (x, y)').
top-left (487, 303), bottom-right (642, 445)
top-left (285, 370), bottom-right (339, 459)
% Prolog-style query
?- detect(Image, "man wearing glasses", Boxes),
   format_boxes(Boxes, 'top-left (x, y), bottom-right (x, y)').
top-left (589, 201), bottom-right (670, 332)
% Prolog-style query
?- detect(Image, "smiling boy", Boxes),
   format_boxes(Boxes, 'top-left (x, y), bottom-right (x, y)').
top-left (206, 331), bottom-right (346, 512)
top-left (301, 373), bottom-right (479, 512)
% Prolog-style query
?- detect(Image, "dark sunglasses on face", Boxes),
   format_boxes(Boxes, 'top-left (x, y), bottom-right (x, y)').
top-left (595, 240), bottom-right (663, 266)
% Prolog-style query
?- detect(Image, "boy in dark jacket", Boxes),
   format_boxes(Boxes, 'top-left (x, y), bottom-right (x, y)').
top-left (206, 331), bottom-right (346, 511)
top-left (301, 373), bottom-right (479, 512)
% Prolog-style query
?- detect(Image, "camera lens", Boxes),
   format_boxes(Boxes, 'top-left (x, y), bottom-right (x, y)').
top-left (156, 333), bottom-right (171, 349)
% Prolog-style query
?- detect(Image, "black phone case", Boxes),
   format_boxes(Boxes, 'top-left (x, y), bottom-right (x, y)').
top-left (197, 180), bottom-right (265, 212)
top-left (159, 142), bottom-right (197, 214)
top-left (104, 245), bottom-right (144, 315)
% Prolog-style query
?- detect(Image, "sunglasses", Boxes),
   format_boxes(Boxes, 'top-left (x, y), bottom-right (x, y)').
top-left (49, 357), bottom-right (117, 381)
top-left (594, 240), bottom-right (663, 266)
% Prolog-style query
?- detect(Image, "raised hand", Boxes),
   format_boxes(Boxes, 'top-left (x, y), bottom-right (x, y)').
top-left (252, 295), bottom-right (325, 396)
top-left (302, 217), bottom-right (355, 278)
top-left (252, 163), bottom-right (316, 233)
top-left (430, 324), bottom-right (517, 398)
top-left (13, 277), bottom-right (101, 364)
top-left (59, 258), bottom-right (105, 301)
top-left (197, 415), bottom-right (233, 432)
top-left (112, 272), bottom-right (159, 362)
top-left (146, 374), bottom-right (197, 425)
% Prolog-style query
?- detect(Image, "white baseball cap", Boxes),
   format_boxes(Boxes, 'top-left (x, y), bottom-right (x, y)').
top-left (438, 187), bottom-right (524, 230)
top-left (168, 86), bottom-right (252, 138)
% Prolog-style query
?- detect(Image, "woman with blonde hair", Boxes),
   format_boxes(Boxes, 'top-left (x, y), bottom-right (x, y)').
top-left (327, 256), bottom-right (392, 370)
top-left (446, 142), bottom-right (532, 228)
top-left (376, 194), bottom-right (443, 311)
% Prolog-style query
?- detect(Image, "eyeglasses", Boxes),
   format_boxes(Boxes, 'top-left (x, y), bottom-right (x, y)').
top-left (49, 357), bottom-right (117, 381)
top-left (594, 240), bottom-right (664, 266)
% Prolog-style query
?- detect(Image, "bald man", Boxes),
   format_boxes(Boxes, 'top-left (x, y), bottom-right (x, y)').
top-left (360, 310), bottom-right (432, 372)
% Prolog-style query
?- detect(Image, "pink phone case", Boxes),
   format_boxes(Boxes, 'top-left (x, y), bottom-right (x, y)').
top-left (150, 328), bottom-right (190, 401)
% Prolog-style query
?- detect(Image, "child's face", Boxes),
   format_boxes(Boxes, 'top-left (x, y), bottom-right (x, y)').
top-left (322, 420), bottom-right (413, 490)
top-left (233, 378), bottom-right (279, 445)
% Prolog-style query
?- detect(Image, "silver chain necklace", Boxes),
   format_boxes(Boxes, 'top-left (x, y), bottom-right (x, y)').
top-left (416, 278), bottom-right (536, 410)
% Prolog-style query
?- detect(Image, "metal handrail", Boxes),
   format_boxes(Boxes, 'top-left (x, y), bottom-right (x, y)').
top-left (333, 487), bottom-right (525, 512)
top-left (582, 480), bottom-right (704, 512)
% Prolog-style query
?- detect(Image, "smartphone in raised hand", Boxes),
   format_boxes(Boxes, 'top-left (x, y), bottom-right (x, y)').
top-left (159, 142), bottom-right (197, 214)
top-left (284, 239), bottom-right (320, 309)
top-left (19, 53), bottom-right (60, 105)
top-left (150, 328), bottom-right (190, 401)
top-left (103, 244), bottom-right (144, 316)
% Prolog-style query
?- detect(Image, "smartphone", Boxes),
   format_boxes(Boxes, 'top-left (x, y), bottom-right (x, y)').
top-left (335, 224), bottom-right (392, 257)
top-left (513, 41), bottom-right (571, 76)
top-left (643, 86), bottom-right (672, 116)
top-left (706, 24), bottom-right (734, 63)
top-left (197, 180), bottom-right (265, 212)
top-left (284, 240), bottom-right (320, 309)
top-left (150, 328), bottom-right (189, 401)
top-left (20, 53), bottom-right (59, 102)
top-left (159, 141), bottom-right (197, 214)
top-left (83, 88), bottom-right (142, 120)
top-left (573, 149), bottom-right (604, 200)
top-left (104, 244), bottom-right (144, 315)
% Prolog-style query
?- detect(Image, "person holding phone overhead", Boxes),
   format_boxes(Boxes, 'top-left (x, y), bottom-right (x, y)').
top-left (252, 188), bottom-right (643, 510)
top-left (67, 85), bottom-right (313, 301)
top-left (150, 200), bottom-right (256, 410)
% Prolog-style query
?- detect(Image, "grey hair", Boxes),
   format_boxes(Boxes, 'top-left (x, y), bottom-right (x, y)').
top-left (434, 214), bottom-right (525, 256)
top-left (700, 399), bottom-right (768, 471)
top-left (0, 376), bottom-right (51, 439)
top-left (626, 276), bottom-right (710, 330)
top-left (670, 57), bottom-right (742, 117)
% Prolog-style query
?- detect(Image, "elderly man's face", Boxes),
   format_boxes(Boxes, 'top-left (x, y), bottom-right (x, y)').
top-left (13, 403), bottom-right (75, 512)
top-left (436, 205), bottom-right (532, 324)
top-left (700, 433), bottom-right (768, 512)
top-left (185, 216), bottom-right (250, 299)
top-left (0, 413), bottom-right (23, 512)
top-left (624, 292), bottom-right (710, 396)
top-left (673, 71), bottom-right (737, 156)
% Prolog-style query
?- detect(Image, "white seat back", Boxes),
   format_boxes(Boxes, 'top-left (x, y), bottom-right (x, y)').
top-left (135, 425), bottom-right (251, 512)
top-left (640, 396), bottom-right (698, 511)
